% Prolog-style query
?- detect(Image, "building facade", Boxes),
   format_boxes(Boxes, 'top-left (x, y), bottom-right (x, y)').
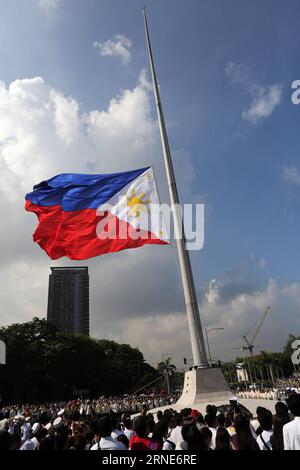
top-left (47, 267), bottom-right (89, 336)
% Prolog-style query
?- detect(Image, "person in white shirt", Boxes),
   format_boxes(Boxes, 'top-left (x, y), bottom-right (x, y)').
top-left (21, 419), bottom-right (31, 442)
top-left (90, 415), bottom-right (127, 451)
top-left (256, 408), bottom-right (273, 450)
top-left (154, 419), bottom-right (175, 451)
top-left (283, 394), bottom-right (300, 450)
top-left (204, 413), bottom-right (217, 449)
top-left (168, 415), bottom-right (183, 446)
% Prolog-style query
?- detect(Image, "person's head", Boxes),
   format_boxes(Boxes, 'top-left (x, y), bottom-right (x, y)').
top-left (275, 401), bottom-right (289, 419)
top-left (205, 413), bottom-right (217, 428)
top-left (257, 408), bottom-right (273, 432)
top-left (157, 411), bottom-right (163, 421)
top-left (286, 394), bottom-right (300, 417)
top-left (206, 404), bottom-right (215, 415)
top-left (234, 413), bottom-right (254, 450)
top-left (256, 406), bottom-right (266, 420)
top-left (123, 418), bottom-right (132, 431)
top-left (181, 408), bottom-right (192, 418)
top-left (133, 416), bottom-right (148, 438)
top-left (98, 415), bottom-right (113, 438)
top-left (140, 404), bottom-right (148, 417)
top-left (173, 413), bottom-right (183, 428)
top-left (155, 419), bottom-right (169, 439)
top-left (35, 427), bottom-right (48, 443)
top-left (183, 416), bottom-right (195, 427)
top-left (181, 425), bottom-right (202, 451)
top-left (217, 413), bottom-right (226, 428)
top-left (117, 434), bottom-right (129, 449)
top-left (233, 404), bottom-right (241, 417)
top-left (215, 427), bottom-right (231, 451)
top-left (199, 426), bottom-right (212, 449)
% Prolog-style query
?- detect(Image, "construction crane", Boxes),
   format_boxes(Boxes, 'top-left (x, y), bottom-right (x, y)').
top-left (233, 306), bottom-right (271, 356)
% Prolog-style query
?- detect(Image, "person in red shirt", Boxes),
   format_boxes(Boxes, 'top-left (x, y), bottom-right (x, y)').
top-left (129, 416), bottom-right (161, 451)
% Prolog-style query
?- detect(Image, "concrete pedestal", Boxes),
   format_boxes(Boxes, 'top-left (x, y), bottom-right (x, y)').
top-left (176, 367), bottom-right (233, 407)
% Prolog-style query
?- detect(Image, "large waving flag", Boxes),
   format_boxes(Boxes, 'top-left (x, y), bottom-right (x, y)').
top-left (25, 167), bottom-right (168, 260)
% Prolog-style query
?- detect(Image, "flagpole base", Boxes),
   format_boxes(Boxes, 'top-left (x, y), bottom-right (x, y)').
top-left (176, 367), bottom-right (233, 407)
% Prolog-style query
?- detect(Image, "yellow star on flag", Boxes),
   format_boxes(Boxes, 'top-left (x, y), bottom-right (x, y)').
top-left (127, 189), bottom-right (151, 219)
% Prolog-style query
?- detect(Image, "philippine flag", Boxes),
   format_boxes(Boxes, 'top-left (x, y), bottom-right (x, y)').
top-left (25, 167), bottom-right (169, 260)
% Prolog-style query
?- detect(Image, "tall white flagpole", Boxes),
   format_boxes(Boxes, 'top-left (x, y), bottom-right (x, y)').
top-left (143, 8), bottom-right (209, 368)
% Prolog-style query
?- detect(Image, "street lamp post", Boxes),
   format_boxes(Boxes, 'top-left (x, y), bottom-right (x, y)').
top-left (204, 328), bottom-right (224, 367)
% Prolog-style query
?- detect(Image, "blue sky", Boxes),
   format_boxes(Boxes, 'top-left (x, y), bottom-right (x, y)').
top-left (0, 0), bottom-right (299, 366)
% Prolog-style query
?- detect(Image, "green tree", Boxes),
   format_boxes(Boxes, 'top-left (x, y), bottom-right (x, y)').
top-left (0, 318), bottom-right (157, 402)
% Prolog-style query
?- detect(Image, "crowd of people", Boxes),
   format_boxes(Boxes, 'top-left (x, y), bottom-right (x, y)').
top-left (0, 393), bottom-right (177, 420)
top-left (234, 376), bottom-right (300, 401)
top-left (0, 392), bottom-right (300, 451)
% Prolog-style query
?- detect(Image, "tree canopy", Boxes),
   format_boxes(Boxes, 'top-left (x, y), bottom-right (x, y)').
top-left (221, 333), bottom-right (300, 385)
top-left (0, 318), bottom-right (158, 403)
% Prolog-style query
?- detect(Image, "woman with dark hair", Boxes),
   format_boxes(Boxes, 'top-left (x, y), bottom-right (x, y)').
top-left (199, 426), bottom-right (213, 450)
top-left (152, 419), bottom-right (175, 450)
top-left (217, 414), bottom-right (226, 428)
top-left (231, 414), bottom-right (259, 450)
top-left (272, 402), bottom-right (290, 450)
top-left (176, 425), bottom-right (206, 451)
top-left (215, 427), bottom-right (232, 451)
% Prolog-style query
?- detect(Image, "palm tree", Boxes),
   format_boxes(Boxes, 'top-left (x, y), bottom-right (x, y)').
top-left (157, 357), bottom-right (177, 393)
top-left (260, 351), bottom-right (275, 384)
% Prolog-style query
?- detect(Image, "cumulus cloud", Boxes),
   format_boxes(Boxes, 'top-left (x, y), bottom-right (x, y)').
top-left (0, 71), bottom-right (298, 367)
top-left (93, 35), bottom-right (132, 64)
top-left (107, 276), bottom-right (300, 364)
top-left (0, 71), bottom-right (199, 366)
top-left (225, 62), bottom-right (282, 125)
top-left (242, 84), bottom-right (282, 125)
top-left (201, 278), bottom-right (300, 361)
top-left (282, 165), bottom-right (300, 185)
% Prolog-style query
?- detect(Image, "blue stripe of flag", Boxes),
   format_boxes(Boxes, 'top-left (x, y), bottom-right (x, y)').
top-left (25, 167), bottom-right (150, 212)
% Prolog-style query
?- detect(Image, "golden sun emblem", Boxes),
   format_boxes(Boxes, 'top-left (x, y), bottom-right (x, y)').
top-left (127, 189), bottom-right (151, 219)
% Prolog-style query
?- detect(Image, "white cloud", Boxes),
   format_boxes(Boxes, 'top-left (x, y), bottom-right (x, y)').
top-left (50, 90), bottom-right (80, 145)
top-left (113, 313), bottom-right (189, 366)
top-left (37, 0), bottom-right (60, 13)
top-left (0, 71), bottom-right (198, 366)
top-left (282, 165), bottom-right (300, 185)
top-left (242, 84), bottom-right (282, 125)
top-left (225, 62), bottom-right (282, 125)
top-left (109, 277), bottom-right (300, 365)
top-left (0, 71), bottom-right (298, 367)
top-left (93, 35), bottom-right (132, 64)
top-left (201, 278), bottom-right (300, 361)
top-left (225, 62), bottom-right (246, 83)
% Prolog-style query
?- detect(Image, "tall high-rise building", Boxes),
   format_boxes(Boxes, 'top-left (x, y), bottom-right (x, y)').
top-left (47, 267), bottom-right (89, 336)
